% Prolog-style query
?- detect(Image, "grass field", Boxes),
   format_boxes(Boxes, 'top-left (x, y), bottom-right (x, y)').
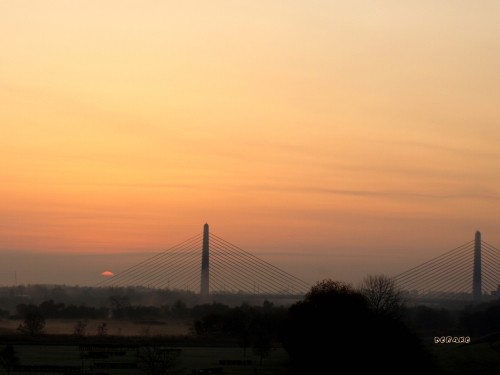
top-left (430, 336), bottom-right (500, 375)
top-left (5, 319), bottom-right (500, 374)
top-left (0, 317), bottom-right (289, 374)
top-left (0, 318), bottom-right (290, 374)
top-left (9, 340), bottom-right (500, 375)
top-left (0, 318), bottom-right (191, 336)
top-left (5, 343), bottom-right (289, 375)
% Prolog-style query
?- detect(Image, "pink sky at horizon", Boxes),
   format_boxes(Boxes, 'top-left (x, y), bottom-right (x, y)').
top-left (1, 1), bottom-right (500, 285)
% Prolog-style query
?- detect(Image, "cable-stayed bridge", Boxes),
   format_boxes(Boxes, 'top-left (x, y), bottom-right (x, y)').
top-left (394, 231), bottom-right (500, 303)
top-left (99, 224), bottom-right (500, 304)
top-left (98, 224), bottom-right (310, 299)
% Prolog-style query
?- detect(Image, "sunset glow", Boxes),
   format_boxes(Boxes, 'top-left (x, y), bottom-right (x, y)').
top-left (1, 1), bottom-right (500, 285)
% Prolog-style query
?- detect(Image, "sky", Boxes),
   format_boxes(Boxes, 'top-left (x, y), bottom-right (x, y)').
top-left (1, 1), bottom-right (500, 286)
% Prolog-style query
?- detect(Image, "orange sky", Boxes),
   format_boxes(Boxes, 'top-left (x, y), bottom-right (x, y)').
top-left (1, 1), bottom-right (500, 285)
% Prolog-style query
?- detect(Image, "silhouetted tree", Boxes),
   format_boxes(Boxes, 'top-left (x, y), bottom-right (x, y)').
top-left (17, 308), bottom-right (45, 336)
top-left (73, 320), bottom-right (88, 337)
top-left (109, 296), bottom-right (130, 319)
top-left (281, 279), bottom-right (438, 375)
top-left (39, 300), bottom-right (65, 318)
top-left (0, 345), bottom-right (19, 375)
top-left (237, 324), bottom-right (252, 357)
top-left (171, 300), bottom-right (188, 318)
top-left (253, 329), bottom-right (272, 366)
top-left (97, 322), bottom-right (108, 336)
top-left (359, 274), bottom-right (403, 318)
top-left (137, 346), bottom-right (182, 375)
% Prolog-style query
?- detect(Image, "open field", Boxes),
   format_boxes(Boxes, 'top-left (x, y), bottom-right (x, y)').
top-left (0, 317), bottom-right (288, 374)
top-left (4, 333), bottom-right (500, 374)
top-left (0, 318), bottom-right (191, 336)
top-left (5, 318), bottom-right (500, 374)
top-left (430, 336), bottom-right (500, 375)
top-left (1, 343), bottom-right (289, 375)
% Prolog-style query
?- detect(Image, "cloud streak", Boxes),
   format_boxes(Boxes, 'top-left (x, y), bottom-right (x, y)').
top-left (241, 184), bottom-right (500, 201)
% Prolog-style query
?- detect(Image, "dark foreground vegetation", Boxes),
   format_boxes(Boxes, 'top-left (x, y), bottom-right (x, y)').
top-left (2, 278), bottom-right (500, 374)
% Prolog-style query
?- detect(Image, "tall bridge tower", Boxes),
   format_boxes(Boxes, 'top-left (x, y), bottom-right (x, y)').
top-left (200, 223), bottom-right (210, 299)
top-left (473, 230), bottom-right (482, 303)
top-left (393, 230), bottom-right (493, 303)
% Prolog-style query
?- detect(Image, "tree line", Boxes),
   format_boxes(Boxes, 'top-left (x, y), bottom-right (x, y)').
top-left (5, 277), bottom-right (500, 339)
top-left (6, 276), bottom-right (500, 374)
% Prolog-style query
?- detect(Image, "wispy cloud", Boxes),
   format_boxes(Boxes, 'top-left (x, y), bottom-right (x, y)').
top-left (240, 184), bottom-right (500, 201)
top-left (376, 139), bottom-right (500, 160)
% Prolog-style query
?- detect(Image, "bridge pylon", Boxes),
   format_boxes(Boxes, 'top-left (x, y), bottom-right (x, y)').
top-left (473, 230), bottom-right (482, 303)
top-left (200, 223), bottom-right (210, 299)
